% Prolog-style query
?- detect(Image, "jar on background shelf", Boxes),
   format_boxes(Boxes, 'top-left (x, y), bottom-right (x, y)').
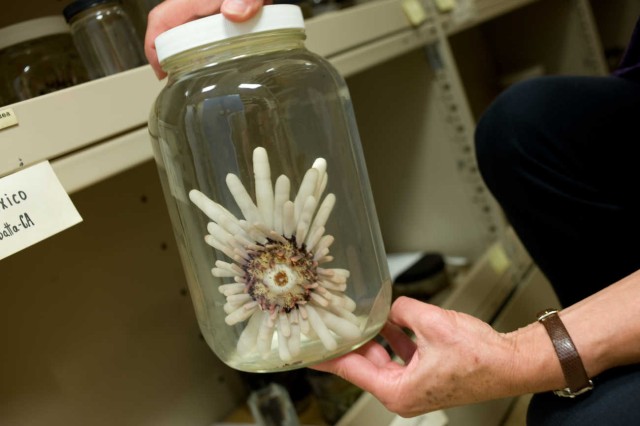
top-left (120, 0), bottom-right (163, 41)
top-left (148, 5), bottom-right (391, 373)
top-left (392, 253), bottom-right (451, 302)
top-left (0, 16), bottom-right (88, 106)
top-left (63, 0), bottom-right (147, 79)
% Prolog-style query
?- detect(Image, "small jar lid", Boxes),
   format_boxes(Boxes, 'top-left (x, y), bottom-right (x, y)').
top-left (155, 4), bottom-right (305, 64)
top-left (63, 0), bottom-right (115, 23)
top-left (0, 16), bottom-right (70, 51)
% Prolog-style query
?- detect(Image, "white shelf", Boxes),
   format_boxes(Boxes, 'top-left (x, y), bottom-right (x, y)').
top-left (52, 127), bottom-right (154, 194)
top-left (306, 0), bottom-right (429, 57)
top-left (437, 0), bottom-right (538, 35)
top-left (1, 0), bottom-right (546, 193)
top-left (0, 66), bottom-right (163, 186)
top-left (0, 0), bottom-right (437, 193)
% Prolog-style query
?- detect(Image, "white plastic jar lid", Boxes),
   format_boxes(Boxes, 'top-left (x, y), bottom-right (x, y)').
top-left (155, 4), bottom-right (305, 65)
top-left (0, 16), bottom-right (71, 51)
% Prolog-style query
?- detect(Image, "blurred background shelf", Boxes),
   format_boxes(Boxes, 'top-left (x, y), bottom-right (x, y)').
top-left (1, 0), bottom-right (637, 425)
top-left (0, 66), bottom-right (162, 187)
top-left (0, 0), bottom-right (437, 190)
top-left (438, 0), bottom-right (538, 34)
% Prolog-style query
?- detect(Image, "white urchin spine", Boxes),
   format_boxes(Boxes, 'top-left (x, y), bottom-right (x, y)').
top-left (190, 147), bottom-right (361, 363)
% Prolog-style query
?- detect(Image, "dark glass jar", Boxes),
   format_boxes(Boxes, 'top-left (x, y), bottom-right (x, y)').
top-left (0, 16), bottom-right (88, 105)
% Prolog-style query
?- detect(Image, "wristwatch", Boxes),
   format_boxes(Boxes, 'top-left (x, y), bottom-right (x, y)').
top-left (537, 309), bottom-right (594, 398)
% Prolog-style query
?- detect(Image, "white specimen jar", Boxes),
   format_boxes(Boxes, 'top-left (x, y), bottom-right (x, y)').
top-left (149, 5), bottom-right (391, 372)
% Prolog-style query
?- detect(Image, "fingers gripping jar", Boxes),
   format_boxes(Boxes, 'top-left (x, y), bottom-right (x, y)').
top-left (149, 5), bottom-right (391, 372)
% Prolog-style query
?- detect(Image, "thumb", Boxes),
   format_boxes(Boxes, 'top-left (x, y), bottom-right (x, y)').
top-left (221, 0), bottom-right (271, 21)
top-left (388, 296), bottom-right (442, 338)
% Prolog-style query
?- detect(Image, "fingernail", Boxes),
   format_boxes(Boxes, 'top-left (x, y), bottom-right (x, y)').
top-left (224, 0), bottom-right (250, 16)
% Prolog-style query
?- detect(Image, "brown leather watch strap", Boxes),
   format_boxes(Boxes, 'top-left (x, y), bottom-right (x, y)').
top-left (537, 309), bottom-right (594, 398)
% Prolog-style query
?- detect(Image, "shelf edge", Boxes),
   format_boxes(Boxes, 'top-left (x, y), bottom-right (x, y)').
top-left (52, 127), bottom-right (154, 194)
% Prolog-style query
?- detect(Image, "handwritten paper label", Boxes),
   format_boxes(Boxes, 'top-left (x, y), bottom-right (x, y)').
top-left (0, 161), bottom-right (82, 260)
top-left (0, 107), bottom-right (18, 130)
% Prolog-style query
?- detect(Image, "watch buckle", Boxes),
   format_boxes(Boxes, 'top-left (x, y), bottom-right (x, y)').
top-left (553, 380), bottom-right (594, 398)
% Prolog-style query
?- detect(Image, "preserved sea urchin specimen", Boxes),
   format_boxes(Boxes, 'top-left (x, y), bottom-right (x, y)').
top-left (189, 147), bottom-right (362, 362)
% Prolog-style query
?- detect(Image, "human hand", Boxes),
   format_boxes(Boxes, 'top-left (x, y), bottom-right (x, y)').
top-left (145, 0), bottom-right (272, 79)
top-left (311, 297), bottom-right (530, 417)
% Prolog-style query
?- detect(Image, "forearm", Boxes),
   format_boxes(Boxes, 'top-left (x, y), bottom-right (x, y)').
top-left (563, 268), bottom-right (640, 375)
top-left (507, 268), bottom-right (640, 394)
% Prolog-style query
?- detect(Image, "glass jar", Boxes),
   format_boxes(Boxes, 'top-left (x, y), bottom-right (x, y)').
top-left (149, 5), bottom-right (391, 373)
top-left (120, 0), bottom-right (163, 41)
top-left (63, 0), bottom-right (146, 79)
top-left (0, 16), bottom-right (88, 106)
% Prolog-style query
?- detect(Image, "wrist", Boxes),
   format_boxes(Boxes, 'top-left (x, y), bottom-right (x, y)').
top-left (559, 269), bottom-right (640, 376)
top-left (536, 309), bottom-right (594, 397)
top-left (557, 306), bottom-right (610, 377)
top-left (504, 320), bottom-right (567, 394)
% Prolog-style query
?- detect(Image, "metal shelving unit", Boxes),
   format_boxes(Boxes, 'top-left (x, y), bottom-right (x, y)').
top-left (0, 0), bottom-right (626, 424)
top-left (437, 0), bottom-right (539, 34)
top-left (0, 0), bottom-right (438, 193)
